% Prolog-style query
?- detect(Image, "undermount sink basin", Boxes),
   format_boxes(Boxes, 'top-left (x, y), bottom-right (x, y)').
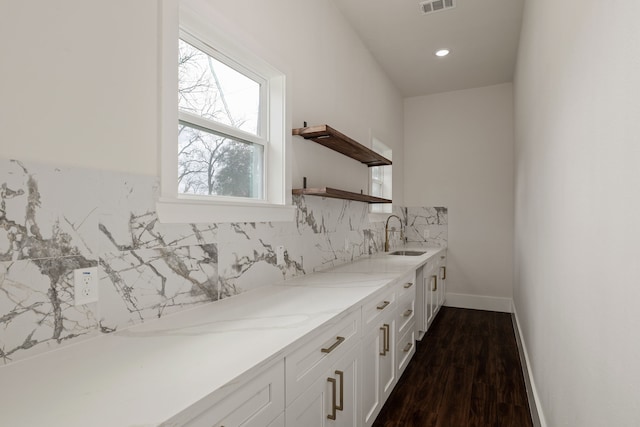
top-left (388, 250), bottom-right (426, 256)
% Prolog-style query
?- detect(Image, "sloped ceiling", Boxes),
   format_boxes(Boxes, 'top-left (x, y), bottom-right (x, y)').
top-left (332, 0), bottom-right (525, 97)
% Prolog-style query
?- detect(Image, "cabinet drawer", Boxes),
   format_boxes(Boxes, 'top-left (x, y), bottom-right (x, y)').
top-left (396, 294), bottom-right (415, 336)
top-left (285, 310), bottom-right (360, 406)
top-left (395, 272), bottom-right (416, 301)
top-left (169, 359), bottom-right (285, 427)
top-left (362, 287), bottom-right (396, 327)
top-left (396, 325), bottom-right (416, 376)
top-left (286, 342), bottom-right (360, 427)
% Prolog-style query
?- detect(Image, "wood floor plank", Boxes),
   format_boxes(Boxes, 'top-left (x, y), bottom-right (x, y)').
top-left (469, 382), bottom-right (498, 427)
top-left (373, 307), bottom-right (533, 427)
top-left (435, 365), bottom-right (475, 427)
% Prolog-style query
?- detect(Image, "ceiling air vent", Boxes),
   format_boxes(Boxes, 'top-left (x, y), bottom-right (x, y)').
top-left (419, 0), bottom-right (456, 15)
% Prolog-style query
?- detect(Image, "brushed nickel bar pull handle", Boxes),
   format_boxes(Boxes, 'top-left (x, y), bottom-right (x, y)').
top-left (403, 309), bottom-right (413, 317)
top-left (384, 323), bottom-right (390, 353)
top-left (379, 326), bottom-right (387, 356)
top-left (440, 266), bottom-right (446, 280)
top-left (335, 370), bottom-right (344, 411)
top-left (321, 336), bottom-right (345, 353)
top-left (327, 377), bottom-right (337, 420)
top-left (431, 275), bottom-right (437, 291)
top-left (377, 300), bottom-right (391, 310)
top-left (403, 282), bottom-right (413, 289)
top-left (403, 342), bottom-right (413, 352)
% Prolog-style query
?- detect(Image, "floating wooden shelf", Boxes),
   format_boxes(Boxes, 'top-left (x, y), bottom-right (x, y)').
top-left (292, 125), bottom-right (392, 167)
top-left (293, 187), bottom-right (392, 203)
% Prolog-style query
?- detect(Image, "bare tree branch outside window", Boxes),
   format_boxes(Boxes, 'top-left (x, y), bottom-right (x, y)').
top-left (178, 40), bottom-right (262, 198)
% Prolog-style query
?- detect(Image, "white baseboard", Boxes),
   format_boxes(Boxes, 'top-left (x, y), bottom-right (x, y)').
top-left (511, 303), bottom-right (547, 427)
top-left (444, 292), bottom-right (513, 313)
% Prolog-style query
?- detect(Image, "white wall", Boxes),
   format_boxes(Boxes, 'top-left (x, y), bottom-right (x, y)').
top-left (0, 0), bottom-right (404, 204)
top-left (200, 0), bottom-right (405, 203)
top-left (404, 83), bottom-right (515, 307)
top-left (0, 0), bottom-right (159, 175)
top-left (514, 0), bottom-right (640, 425)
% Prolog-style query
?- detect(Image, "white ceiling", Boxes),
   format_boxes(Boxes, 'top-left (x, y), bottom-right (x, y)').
top-left (332, 0), bottom-right (525, 97)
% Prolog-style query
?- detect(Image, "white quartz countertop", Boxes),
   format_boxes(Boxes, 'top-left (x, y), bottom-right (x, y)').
top-left (0, 247), bottom-right (445, 427)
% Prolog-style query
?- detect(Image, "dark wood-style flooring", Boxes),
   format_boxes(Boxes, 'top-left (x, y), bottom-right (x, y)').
top-left (373, 307), bottom-right (533, 427)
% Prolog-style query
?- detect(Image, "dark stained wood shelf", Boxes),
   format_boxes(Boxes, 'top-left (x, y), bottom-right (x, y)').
top-left (293, 187), bottom-right (392, 203)
top-left (292, 125), bottom-right (392, 167)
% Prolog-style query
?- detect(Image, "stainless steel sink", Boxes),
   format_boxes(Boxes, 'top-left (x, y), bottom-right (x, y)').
top-left (388, 250), bottom-right (426, 256)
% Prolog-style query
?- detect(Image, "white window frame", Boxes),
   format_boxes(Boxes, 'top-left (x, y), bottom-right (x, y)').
top-left (178, 31), bottom-right (268, 200)
top-left (369, 135), bottom-right (393, 215)
top-left (371, 167), bottom-right (384, 197)
top-left (156, 0), bottom-right (294, 223)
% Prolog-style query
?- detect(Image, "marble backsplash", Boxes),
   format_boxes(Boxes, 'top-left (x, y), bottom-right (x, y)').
top-left (0, 158), bottom-right (447, 364)
top-left (402, 206), bottom-right (448, 247)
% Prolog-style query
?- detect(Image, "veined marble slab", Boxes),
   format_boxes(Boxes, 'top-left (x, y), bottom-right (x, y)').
top-left (1, 158), bottom-right (404, 363)
top-left (0, 248), bottom-right (444, 427)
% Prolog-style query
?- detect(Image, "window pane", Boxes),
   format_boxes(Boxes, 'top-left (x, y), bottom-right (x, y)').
top-left (371, 166), bottom-right (383, 181)
top-left (179, 39), bottom-right (260, 136)
top-left (371, 182), bottom-right (383, 197)
top-left (178, 124), bottom-right (264, 199)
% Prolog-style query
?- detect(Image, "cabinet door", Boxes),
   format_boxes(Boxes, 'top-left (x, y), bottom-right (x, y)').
top-left (415, 264), bottom-right (425, 339)
top-left (425, 273), bottom-right (436, 328)
top-left (396, 323), bottom-right (416, 377)
top-left (361, 318), bottom-right (395, 427)
top-left (286, 343), bottom-right (360, 427)
top-left (417, 260), bottom-right (438, 337)
top-left (361, 323), bottom-right (382, 426)
top-left (380, 318), bottom-right (396, 399)
top-left (172, 360), bottom-right (284, 427)
top-left (438, 254), bottom-right (447, 309)
top-left (286, 310), bottom-right (360, 406)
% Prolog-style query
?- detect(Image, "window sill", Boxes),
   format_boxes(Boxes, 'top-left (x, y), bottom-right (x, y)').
top-left (156, 197), bottom-right (296, 224)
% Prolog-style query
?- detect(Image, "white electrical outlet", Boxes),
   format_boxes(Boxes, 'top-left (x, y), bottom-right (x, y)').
top-left (276, 245), bottom-right (285, 266)
top-left (74, 267), bottom-right (98, 305)
top-left (423, 229), bottom-right (431, 239)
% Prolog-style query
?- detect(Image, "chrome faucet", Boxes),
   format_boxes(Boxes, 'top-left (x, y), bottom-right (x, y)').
top-left (384, 214), bottom-right (404, 252)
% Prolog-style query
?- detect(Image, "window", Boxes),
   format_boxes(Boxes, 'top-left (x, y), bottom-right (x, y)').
top-left (369, 137), bottom-right (392, 214)
top-left (178, 35), bottom-right (265, 199)
top-left (157, 1), bottom-right (294, 223)
top-left (371, 165), bottom-right (384, 200)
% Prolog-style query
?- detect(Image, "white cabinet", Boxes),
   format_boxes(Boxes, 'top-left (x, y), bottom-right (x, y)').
top-left (436, 252), bottom-right (447, 312)
top-left (285, 310), bottom-right (360, 407)
top-left (165, 257), bottom-right (433, 427)
top-left (416, 257), bottom-right (435, 339)
top-left (395, 276), bottom-right (416, 378)
top-left (396, 323), bottom-right (415, 375)
top-left (427, 272), bottom-right (438, 327)
top-left (396, 278), bottom-right (416, 338)
top-left (167, 359), bottom-right (285, 427)
top-left (285, 342), bottom-right (360, 427)
top-left (361, 286), bottom-right (397, 427)
top-left (416, 249), bottom-right (447, 340)
top-left (361, 270), bottom-right (416, 427)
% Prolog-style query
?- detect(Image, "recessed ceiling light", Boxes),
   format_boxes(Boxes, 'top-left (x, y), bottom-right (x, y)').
top-left (435, 49), bottom-right (450, 57)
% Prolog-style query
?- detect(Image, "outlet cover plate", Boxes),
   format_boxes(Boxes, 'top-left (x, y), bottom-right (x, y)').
top-left (74, 267), bottom-right (98, 305)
